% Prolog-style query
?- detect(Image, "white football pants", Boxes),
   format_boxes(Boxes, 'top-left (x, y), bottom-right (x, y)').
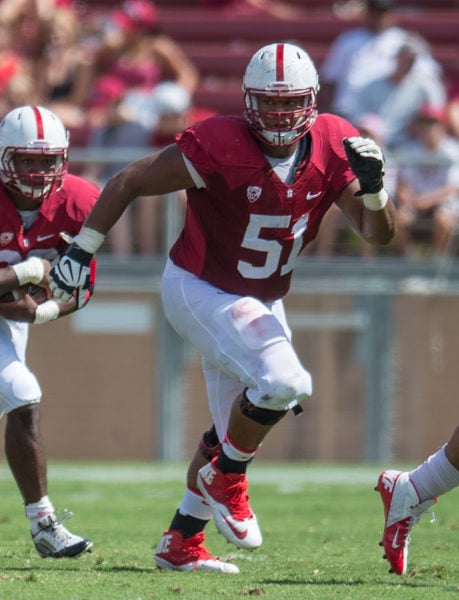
top-left (161, 260), bottom-right (312, 441)
top-left (0, 317), bottom-right (41, 418)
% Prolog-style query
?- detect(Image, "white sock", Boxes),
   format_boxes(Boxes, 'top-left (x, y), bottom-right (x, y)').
top-left (25, 496), bottom-right (54, 534)
top-left (179, 487), bottom-right (212, 521)
top-left (409, 445), bottom-right (459, 501)
top-left (222, 434), bottom-right (258, 462)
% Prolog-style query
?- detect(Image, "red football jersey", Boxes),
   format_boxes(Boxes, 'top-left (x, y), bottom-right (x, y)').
top-left (170, 113), bottom-right (359, 301)
top-left (0, 173), bottom-right (99, 288)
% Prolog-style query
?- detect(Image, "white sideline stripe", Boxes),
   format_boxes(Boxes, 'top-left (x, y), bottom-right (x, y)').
top-left (0, 463), bottom-right (381, 486)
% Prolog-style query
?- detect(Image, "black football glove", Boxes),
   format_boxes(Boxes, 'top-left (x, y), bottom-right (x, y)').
top-left (343, 136), bottom-right (385, 195)
top-left (49, 242), bottom-right (93, 305)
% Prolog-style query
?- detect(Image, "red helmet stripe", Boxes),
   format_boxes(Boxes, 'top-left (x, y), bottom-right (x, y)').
top-left (31, 106), bottom-right (44, 139)
top-left (276, 44), bottom-right (284, 81)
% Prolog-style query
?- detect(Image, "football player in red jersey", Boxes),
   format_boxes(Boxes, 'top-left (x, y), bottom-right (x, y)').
top-left (50, 43), bottom-right (396, 572)
top-left (0, 105), bottom-right (98, 558)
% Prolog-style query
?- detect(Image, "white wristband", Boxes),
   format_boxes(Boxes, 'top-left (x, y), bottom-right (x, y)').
top-left (34, 300), bottom-right (60, 325)
top-left (362, 189), bottom-right (389, 211)
top-left (11, 257), bottom-right (45, 285)
top-left (74, 226), bottom-right (106, 254)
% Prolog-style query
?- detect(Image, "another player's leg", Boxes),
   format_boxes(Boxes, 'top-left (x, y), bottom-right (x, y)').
top-left (154, 426), bottom-right (239, 573)
top-left (5, 403), bottom-right (92, 558)
top-left (376, 427), bottom-right (459, 574)
top-left (375, 470), bottom-right (436, 575)
top-left (1, 327), bottom-right (92, 558)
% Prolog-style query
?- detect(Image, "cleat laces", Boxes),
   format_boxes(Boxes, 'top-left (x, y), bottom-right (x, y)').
top-left (32, 509), bottom-right (92, 558)
top-left (403, 504), bottom-right (436, 546)
top-left (224, 477), bottom-right (253, 520)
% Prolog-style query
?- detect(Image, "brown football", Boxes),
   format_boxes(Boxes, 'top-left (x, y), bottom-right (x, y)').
top-left (0, 283), bottom-right (51, 304)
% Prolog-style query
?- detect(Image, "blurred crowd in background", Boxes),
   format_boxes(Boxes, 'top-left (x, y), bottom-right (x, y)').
top-left (1, 0), bottom-right (459, 258)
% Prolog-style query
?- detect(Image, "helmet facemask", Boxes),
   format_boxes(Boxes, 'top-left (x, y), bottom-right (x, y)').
top-left (242, 43), bottom-right (320, 147)
top-left (244, 86), bottom-right (318, 147)
top-left (2, 147), bottom-right (68, 200)
top-left (0, 105), bottom-right (69, 201)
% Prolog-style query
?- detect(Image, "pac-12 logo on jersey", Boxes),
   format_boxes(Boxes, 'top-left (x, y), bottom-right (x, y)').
top-left (0, 232), bottom-right (13, 246)
top-left (247, 186), bottom-right (262, 203)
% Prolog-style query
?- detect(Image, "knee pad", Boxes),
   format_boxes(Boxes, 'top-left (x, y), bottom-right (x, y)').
top-left (198, 425), bottom-right (221, 461)
top-left (240, 393), bottom-right (287, 426)
top-left (0, 362), bottom-right (41, 415)
top-left (270, 369), bottom-right (312, 406)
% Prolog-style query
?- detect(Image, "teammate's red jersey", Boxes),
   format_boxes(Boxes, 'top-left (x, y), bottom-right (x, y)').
top-left (170, 113), bottom-right (359, 301)
top-left (0, 173), bottom-right (99, 295)
top-left (0, 173), bottom-right (99, 265)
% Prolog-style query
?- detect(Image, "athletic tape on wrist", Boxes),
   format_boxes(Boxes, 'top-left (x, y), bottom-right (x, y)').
top-left (11, 257), bottom-right (45, 285)
top-left (362, 189), bottom-right (388, 211)
top-left (34, 300), bottom-right (60, 325)
top-left (74, 227), bottom-right (106, 254)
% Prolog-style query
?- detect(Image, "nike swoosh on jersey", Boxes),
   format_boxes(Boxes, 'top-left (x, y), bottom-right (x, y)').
top-left (36, 234), bottom-right (55, 242)
top-left (306, 191), bottom-right (322, 200)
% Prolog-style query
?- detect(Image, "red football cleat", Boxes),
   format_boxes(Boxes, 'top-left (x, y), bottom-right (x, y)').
top-left (154, 529), bottom-right (239, 573)
top-left (375, 470), bottom-right (436, 575)
top-left (197, 458), bottom-right (262, 550)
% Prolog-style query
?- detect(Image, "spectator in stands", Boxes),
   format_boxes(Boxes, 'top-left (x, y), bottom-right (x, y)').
top-left (348, 34), bottom-right (446, 148)
top-left (394, 105), bottom-right (459, 257)
top-left (88, 0), bottom-right (199, 133)
top-left (0, 0), bottom-right (47, 114)
top-left (85, 81), bottom-right (204, 256)
top-left (36, 6), bottom-right (96, 133)
top-left (0, 19), bottom-right (36, 115)
top-left (132, 82), bottom-right (192, 255)
top-left (0, 0), bottom-right (49, 60)
top-left (93, 0), bottom-right (198, 115)
top-left (200, 0), bottom-right (301, 19)
top-left (38, 7), bottom-right (94, 129)
top-left (445, 82), bottom-right (459, 140)
top-left (149, 82), bottom-right (197, 148)
top-left (83, 0), bottom-right (200, 256)
top-left (111, 82), bottom-right (194, 256)
top-left (319, 0), bottom-right (441, 119)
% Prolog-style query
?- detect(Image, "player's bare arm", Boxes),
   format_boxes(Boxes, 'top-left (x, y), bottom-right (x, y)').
top-left (50, 144), bottom-right (195, 302)
top-left (0, 293), bottom-right (76, 323)
top-left (336, 179), bottom-right (396, 245)
top-left (85, 144), bottom-right (195, 235)
top-left (0, 294), bottom-right (44, 323)
top-left (0, 262), bottom-right (77, 323)
top-left (0, 265), bottom-right (28, 296)
top-left (0, 257), bottom-right (51, 296)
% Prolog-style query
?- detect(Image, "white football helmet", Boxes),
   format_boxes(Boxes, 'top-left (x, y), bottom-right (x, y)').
top-left (0, 105), bottom-right (69, 200)
top-left (242, 42), bottom-right (319, 147)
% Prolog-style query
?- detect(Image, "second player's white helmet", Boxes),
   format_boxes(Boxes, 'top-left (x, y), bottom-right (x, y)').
top-left (242, 42), bottom-right (319, 147)
top-left (0, 105), bottom-right (69, 200)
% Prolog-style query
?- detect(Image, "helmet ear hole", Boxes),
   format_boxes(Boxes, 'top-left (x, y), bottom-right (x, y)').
top-left (0, 105), bottom-right (69, 200)
top-left (242, 43), bottom-right (319, 147)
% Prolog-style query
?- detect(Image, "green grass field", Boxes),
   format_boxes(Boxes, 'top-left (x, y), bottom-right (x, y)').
top-left (0, 462), bottom-right (457, 600)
